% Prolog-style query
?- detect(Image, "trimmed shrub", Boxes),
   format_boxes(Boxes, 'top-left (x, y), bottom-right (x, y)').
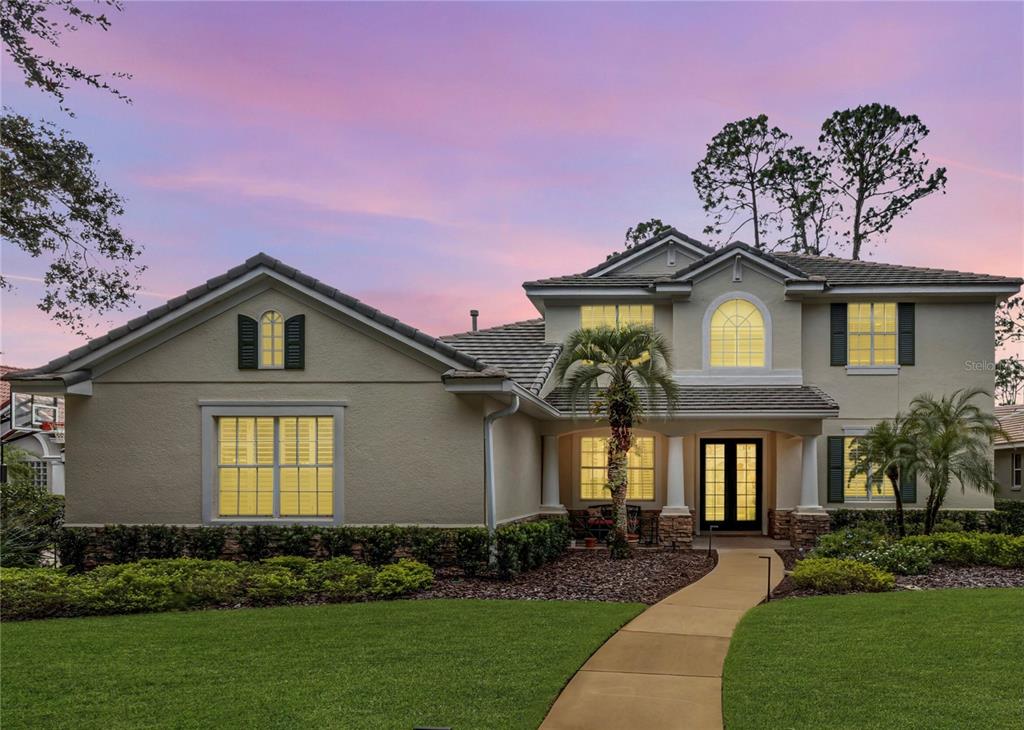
top-left (370, 559), bottom-right (433, 598)
top-left (237, 526), bottom-right (276, 561)
top-left (243, 565), bottom-right (310, 605)
top-left (992, 500), bottom-right (1024, 536)
top-left (358, 526), bottom-right (403, 567)
top-left (855, 542), bottom-right (932, 575)
top-left (811, 525), bottom-right (887, 559)
top-left (185, 527), bottom-right (227, 560)
top-left (277, 526), bottom-right (317, 557)
top-left (791, 558), bottom-right (895, 593)
top-left (261, 556), bottom-right (312, 575)
top-left (0, 568), bottom-right (79, 619)
top-left (830, 506), bottom-right (1022, 537)
top-left (78, 563), bottom-right (180, 614)
top-left (902, 532), bottom-right (1024, 568)
top-left (454, 528), bottom-right (490, 578)
top-left (141, 525), bottom-right (186, 559)
top-left (105, 525), bottom-right (145, 564)
top-left (406, 527), bottom-right (447, 567)
top-left (308, 556), bottom-right (375, 600)
top-left (320, 527), bottom-right (357, 558)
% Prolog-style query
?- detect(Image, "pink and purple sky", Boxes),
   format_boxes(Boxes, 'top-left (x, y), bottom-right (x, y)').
top-left (2, 1), bottom-right (1022, 367)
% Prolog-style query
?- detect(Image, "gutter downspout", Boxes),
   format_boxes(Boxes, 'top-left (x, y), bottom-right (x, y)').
top-left (484, 394), bottom-right (520, 538)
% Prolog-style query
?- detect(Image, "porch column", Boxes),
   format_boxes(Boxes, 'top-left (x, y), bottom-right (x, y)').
top-left (663, 436), bottom-right (688, 514)
top-left (797, 435), bottom-right (824, 512)
top-left (540, 435), bottom-right (566, 514)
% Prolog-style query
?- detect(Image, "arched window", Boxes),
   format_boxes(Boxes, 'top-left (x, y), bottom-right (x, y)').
top-left (260, 311), bottom-right (284, 368)
top-left (709, 298), bottom-right (765, 368)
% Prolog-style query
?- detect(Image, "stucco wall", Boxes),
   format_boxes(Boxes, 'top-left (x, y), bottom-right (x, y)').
top-left (65, 285), bottom-right (489, 526)
top-left (490, 403), bottom-right (543, 522)
top-left (995, 449), bottom-right (1022, 500)
top-left (543, 302), bottom-right (672, 345)
top-left (612, 242), bottom-right (703, 275)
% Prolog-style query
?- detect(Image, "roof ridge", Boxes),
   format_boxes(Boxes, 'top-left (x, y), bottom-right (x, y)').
top-left (440, 318), bottom-right (543, 340)
top-left (775, 251), bottom-right (1021, 281)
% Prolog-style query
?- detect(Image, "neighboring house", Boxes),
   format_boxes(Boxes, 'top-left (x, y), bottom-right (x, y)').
top-left (4, 230), bottom-right (1020, 547)
top-left (1, 365), bottom-right (66, 494)
top-left (995, 404), bottom-right (1024, 500)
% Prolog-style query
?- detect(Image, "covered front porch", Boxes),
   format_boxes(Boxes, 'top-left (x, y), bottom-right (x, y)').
top-left (538, 418), bottom-right (832, 549)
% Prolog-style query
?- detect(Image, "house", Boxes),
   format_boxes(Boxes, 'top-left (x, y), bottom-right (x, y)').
top-left (0, 365), bottom-right (66, 494)
top-left (4, 230), bottom-right (1020, 547)
top-left (995, 404), bottom-right (1024, 500)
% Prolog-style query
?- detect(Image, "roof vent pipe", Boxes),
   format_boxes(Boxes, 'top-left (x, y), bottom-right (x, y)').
top-left (470, 309), bottom-right (479, 331)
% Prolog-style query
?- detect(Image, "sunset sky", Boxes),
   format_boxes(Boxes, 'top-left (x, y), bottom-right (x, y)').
top-left (2, 1), bottom-right (1022, 367)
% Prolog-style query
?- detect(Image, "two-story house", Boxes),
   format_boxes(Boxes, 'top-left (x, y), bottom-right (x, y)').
top-left (5, 230), bottom-right (1019, 547)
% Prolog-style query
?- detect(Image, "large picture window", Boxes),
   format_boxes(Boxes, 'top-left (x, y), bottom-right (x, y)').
top-left (580, 304), bottom-right (653, 330)
top-left (217, 415), bottom-right (334, 518)
top-left (709, 298), bottom-right (765, 367)
top-left (848, 302), bottom-right (897, 366)
top-left (580, 435), bottom-right (655, 501)
top-left (843, 436), bottom-right (892, 501)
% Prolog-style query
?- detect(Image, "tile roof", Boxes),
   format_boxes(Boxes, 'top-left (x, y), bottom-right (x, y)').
top-left (772, 253), bottom-right (1021, 286)
top-left (523, 274), bottom-right (664, 288)
top-left (8, 253), bottom-right (491, 379)
top-left (996, 406), bottom-right (1024, 445)
top-left (544, 384), bottom-right (839, 416)
top-left (668, 240), bottom-right (818, 281)
top-left (440, 319), bottom-right (561, 394)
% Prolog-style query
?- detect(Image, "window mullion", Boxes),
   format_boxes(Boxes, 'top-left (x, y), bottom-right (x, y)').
top-left (273, 417), bottom-right (281, 518)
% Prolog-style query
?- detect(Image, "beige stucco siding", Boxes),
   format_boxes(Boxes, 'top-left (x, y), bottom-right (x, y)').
top-left (65, 285), bottom-right (493, 526)
top-left (995, 448), bottom-right (1022, 500)
top-left (612, 243), bottom-right (702, 275)
top-left (489, 404), bottom-right (543, 522)
top-left (544, 302), bottom-right (672, 345)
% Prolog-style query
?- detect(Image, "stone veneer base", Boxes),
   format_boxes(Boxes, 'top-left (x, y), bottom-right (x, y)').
top-left (789, 511), bottom-right (831, 549)
top-left (657, 512), bottom-right (694, 549)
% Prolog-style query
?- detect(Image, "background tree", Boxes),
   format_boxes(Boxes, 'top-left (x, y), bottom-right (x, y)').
top-left (905, 388), bottom-right (1002, 534)
top-left (1, 0), bottom-right (144, 334)
top-left (769, 146), bottom-right (837, 255)
top-left (555, 324), bottom-right (678, 558)
top-left (692, 115), bottom-right (790, 249)
top-left (624, 218), bottom-right (671, 248)
top-left (994, 295), bottom-right (1023, 405)
top-left (847, 415), bottom-right (915, 537)
top-left (995, 358), bottom-right (1024, 406)
top-left (819, 104), bottom-right (947, 260)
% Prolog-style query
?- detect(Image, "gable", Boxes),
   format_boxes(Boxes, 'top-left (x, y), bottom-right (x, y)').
top-left (96, 283), bottom-right (447, 383)
top-left (606, 241), bottom-right (703, 277)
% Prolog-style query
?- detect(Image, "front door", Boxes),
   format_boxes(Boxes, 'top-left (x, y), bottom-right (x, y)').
top-left (700, 439), bottom-right (762, 531)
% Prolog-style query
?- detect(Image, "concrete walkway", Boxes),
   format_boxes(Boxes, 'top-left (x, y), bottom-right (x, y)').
top-left (540, 545), bottom-right (785, 730)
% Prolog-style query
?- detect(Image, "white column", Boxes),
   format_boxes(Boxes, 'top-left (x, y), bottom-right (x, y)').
top-left (540, 435), bottom-right (566, 514)
top-left (662, 436), bottom-right (689, 515)
top-left (797, 434), bottom-right (825, 512)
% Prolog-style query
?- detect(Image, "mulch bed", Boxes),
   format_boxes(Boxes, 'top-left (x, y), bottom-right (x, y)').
top-left (771, 548), bottom-right (1024, 599)
top-left (415, 548), bottom-right (717, 605)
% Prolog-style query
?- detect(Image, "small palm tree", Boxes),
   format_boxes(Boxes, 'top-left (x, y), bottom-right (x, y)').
top-left (906, 387), bottom-right (1005, 534)
top-left (848, 414), bottom-right (915, 537)
top-left (555, 324), bottom-right (678, 558)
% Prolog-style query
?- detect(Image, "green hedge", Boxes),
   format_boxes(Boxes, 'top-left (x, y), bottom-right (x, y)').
top-left (791, 558), bottom-right (895, 593)
top-left (55, 519), bottom-right (573, 580)
top-left (901, 532), bottom-right (1024, 568)
top-left (829, 501), bottom-right (1024, 536)
top-left (0, 556), bottom-right (433, 621)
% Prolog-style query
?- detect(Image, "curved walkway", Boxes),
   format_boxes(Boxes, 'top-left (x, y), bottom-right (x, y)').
top-left (540, 543), bottom-right (785, 730)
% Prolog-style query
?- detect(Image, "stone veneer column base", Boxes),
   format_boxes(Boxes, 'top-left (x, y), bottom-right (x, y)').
top-left (658, 510), bottom-right (694, 549)
top-left (768, 509), bottom-right (792, 541)
top-left (789, 511), bottom-right (831, 549)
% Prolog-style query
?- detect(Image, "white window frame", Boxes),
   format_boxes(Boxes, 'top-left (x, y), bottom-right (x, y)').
top-left (200, 402), bottom-right (346, 524)
top-left (846, 301), bottom-right (899, 373)
top-left (1013, 452), bottom-right (1022, 491)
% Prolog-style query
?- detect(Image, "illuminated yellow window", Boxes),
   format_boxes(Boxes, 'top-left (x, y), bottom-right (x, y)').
top-left (580, 304), bottom-right (653, 329)
top-left (260, 311), bottom-right (284, 368)
top-left (217, 415), bottom-right (334, 518)
top-left (580, 435), bottom-right (655, 501)
top-left (703, 443), bottom-right (725, 522)
top-left (844, 437), bottom-right (891, 501)
top-left (848, 303), bottom-right (896, 366)
top-left (709, 299), bottom-right (765, 367)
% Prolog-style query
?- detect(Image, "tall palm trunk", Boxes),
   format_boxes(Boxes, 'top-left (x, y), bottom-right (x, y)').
top-left (606, 380), bottom-right (633, 558)
top-left (885, 465), bottom-right (906, 538)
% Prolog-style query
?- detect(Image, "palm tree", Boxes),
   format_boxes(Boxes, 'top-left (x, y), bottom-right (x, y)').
top-left (555, 324), bottom-right (678, 557)
top-left (905, 388), bottom-right (1005, 534)
top-left (847, 414), bottom-right (915, 537)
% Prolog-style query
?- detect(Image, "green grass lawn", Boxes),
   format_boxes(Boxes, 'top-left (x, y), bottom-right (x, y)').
top-left (1, 599), bottom-right (642, 730)
top-left (723, 588), bottom-right (1024, 729)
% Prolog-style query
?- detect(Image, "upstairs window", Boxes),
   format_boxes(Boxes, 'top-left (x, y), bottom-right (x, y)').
top-left (848, 302), bottom-right (897, 366)
top-left (261, 311), bottom-right (284, 368)
top-left (709, 298), bottom-right (765, 368)
top-left (580, 304), bottom-right (653, 329)
top-left (580, 435), bottom-right (655, 501)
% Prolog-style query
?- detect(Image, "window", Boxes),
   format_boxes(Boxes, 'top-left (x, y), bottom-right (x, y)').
top-left (580, 304), bottom-right (653, 329)
top-left (709, 298), bottom-right (765, 367)
top-left (844, 437), bottom-right (892, 501)
top-left (1013, 453), bottom-right (1022, 490)
top-left (580, 435), bottom-right (655, 500)
top-left (26, 461), bottom-right (48, 489)
top-left (260, 311), bottom-right (284, 368)
top-left (848, 302), bottom-right (897, 366)
top-left (217, 416), bottom-right (334, 518)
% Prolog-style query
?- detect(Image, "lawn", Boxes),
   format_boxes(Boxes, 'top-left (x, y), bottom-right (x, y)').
top-left (723, 588), bottom-right (1024, 729)
top-left (1, 599), bottom-right (642, 730)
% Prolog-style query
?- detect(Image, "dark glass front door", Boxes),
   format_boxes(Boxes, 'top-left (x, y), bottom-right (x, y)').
top-left (700, 439), bottom-right (762, 531)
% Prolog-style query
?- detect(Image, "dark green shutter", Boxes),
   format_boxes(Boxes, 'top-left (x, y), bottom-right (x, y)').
top-left (900, 467), bottom-right (917, 503)
top-left (830, 303), bottom-right (847, 366)
top-left (238, 315), bottom-right (258, 369)
top-left (827, 436), bottom-right (845, 503)
top-left (898, 303), bottom-right (915, 366)
top-left (284, 314), bottom-right (305, 370)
